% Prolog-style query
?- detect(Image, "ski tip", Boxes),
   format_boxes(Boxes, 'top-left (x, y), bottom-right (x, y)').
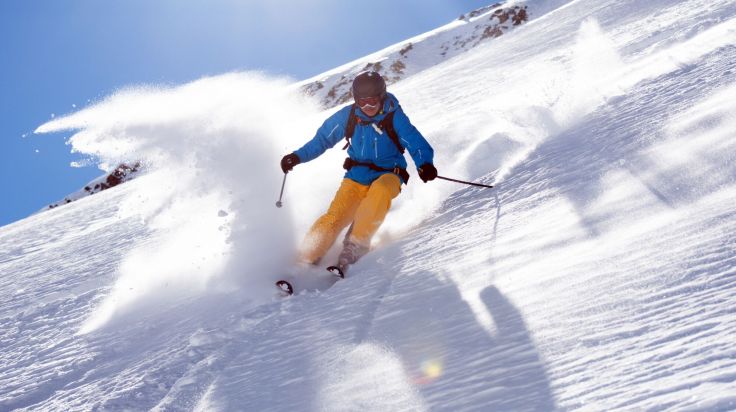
top-left (326, 266), bottom-right (345, 279)
top-left (276, 280), bottom-right (294, 296)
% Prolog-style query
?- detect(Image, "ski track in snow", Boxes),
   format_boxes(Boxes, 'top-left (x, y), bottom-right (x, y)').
top-left (3, 0), bottom-right (736, 410)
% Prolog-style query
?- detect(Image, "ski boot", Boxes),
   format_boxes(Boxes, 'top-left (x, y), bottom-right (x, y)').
top-left (327, 240), bottom-right (368, 279)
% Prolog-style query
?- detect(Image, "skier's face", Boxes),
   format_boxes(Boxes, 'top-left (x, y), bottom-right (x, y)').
top-left (357, 95), bottom-right (381, 117)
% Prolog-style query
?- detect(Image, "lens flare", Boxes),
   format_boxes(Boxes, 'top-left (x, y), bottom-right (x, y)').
top-left (414, 358), bottom-right (444, 385)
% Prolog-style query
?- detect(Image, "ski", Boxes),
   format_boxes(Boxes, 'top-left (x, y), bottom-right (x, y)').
top-left (326, 265), bottom-right (345, 279)
top-left (275, 267), bottom-right (345, 296)
top-left (275, 280), bottom-right (294, 296)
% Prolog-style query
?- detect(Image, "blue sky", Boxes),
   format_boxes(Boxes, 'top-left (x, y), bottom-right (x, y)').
top-left (1, 0), bottom-right (491, 227)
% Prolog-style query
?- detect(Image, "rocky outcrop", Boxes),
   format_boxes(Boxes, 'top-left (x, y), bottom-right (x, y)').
top-left (47, 162), bottom-right (143, 210)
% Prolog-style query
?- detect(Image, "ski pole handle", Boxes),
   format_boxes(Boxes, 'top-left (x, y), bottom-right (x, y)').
top-left (437, 175), bottom-right (494, 189)
top-left (276, 173), bottom-right (288, 208)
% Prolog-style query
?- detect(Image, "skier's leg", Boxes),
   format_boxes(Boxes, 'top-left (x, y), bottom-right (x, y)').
top-left (340, 173), bottom-right (401, 265)
top-left (299, 178), bottom-right (368, 264)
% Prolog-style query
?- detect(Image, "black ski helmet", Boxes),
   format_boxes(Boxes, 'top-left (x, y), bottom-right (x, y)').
top-left (352, 71), bottom-right (386, 101)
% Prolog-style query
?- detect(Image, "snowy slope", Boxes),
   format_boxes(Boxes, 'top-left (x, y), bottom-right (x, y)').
top-left (3, 0), bottom-right (736, 410)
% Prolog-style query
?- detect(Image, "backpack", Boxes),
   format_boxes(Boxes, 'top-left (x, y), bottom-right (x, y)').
top-left (341, 104), bottom-right (405, 154)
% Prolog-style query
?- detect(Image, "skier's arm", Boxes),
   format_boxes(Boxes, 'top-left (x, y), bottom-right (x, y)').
top-left (393, 107), bottom-right (434, 168)
top-left (293, 108), bottom-right (348, 163)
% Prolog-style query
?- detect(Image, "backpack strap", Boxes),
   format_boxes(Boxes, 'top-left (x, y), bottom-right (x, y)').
top-left (342, 104), bottom-right (358, 150)
top-left (378, 111), bottom-right (405, 154)
top-left (342, 105), bottom-right (405, 155)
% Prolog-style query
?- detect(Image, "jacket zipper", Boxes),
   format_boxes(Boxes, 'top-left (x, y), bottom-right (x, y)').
top-left (360, 128), bottom-right (365, 157)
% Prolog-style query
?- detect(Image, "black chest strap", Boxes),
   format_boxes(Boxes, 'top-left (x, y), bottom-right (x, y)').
top-left (342, 104), bottom-right (358, 150)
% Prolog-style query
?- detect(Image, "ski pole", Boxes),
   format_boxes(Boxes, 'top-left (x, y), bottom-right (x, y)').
top-left (437, 175), bottom-right (494, 189)
top-left (275, 173), bottom-right (288, 208)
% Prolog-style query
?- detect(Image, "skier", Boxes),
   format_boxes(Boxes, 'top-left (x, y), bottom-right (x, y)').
top-left (280, 71), bottom-right (437, 276)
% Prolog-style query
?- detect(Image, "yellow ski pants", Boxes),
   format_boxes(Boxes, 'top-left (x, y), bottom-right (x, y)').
top-left (300, 173), bottom-right (402, 264)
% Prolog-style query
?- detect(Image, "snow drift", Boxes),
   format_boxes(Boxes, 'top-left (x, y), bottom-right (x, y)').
top-left (36, 73), bottom-right (326, 332)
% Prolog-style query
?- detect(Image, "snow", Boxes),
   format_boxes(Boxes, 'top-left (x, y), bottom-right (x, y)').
top-left (3, 0), bottom-right (736, 410)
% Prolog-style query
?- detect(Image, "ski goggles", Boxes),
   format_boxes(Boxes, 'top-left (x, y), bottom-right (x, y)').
top-left (356, 95), bottom-right (381, 109)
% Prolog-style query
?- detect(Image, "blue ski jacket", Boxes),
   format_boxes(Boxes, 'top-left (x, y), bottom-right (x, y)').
top-left (293, 93), bottom-right (434, 185)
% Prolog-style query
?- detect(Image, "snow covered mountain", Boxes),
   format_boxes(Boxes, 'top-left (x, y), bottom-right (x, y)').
top-left (4, 0), bottom-right (736, 410)
top-left (299, 2), bottom-right (534, 108)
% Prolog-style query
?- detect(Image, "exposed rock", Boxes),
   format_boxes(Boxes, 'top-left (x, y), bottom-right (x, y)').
top-left (303, 80), bottom-right (324, 97)
top-left (390, 59), bottom-right (406, 76)
top-left (495, 9), bottom-right (510, 24)
top-left (326, 75), bottom-right (354, 105)
top-left (47, 162), bottom-right (143, 210)
top-left (513, 6), bottom-right (528, 25)
top-left (482, 25), bottom-right (504, 40)
top-left (362, 62), bottom-right (384, 73)
top-left (399, 43), bottom-right (414, 57)
top-left (460, 2), bottom-right (503, 21)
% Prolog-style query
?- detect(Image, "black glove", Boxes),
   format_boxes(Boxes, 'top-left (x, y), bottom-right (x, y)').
top-left (418, 163), bottom-right (437, 183)
top-left (280, 153), bottom-right (300, 173)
